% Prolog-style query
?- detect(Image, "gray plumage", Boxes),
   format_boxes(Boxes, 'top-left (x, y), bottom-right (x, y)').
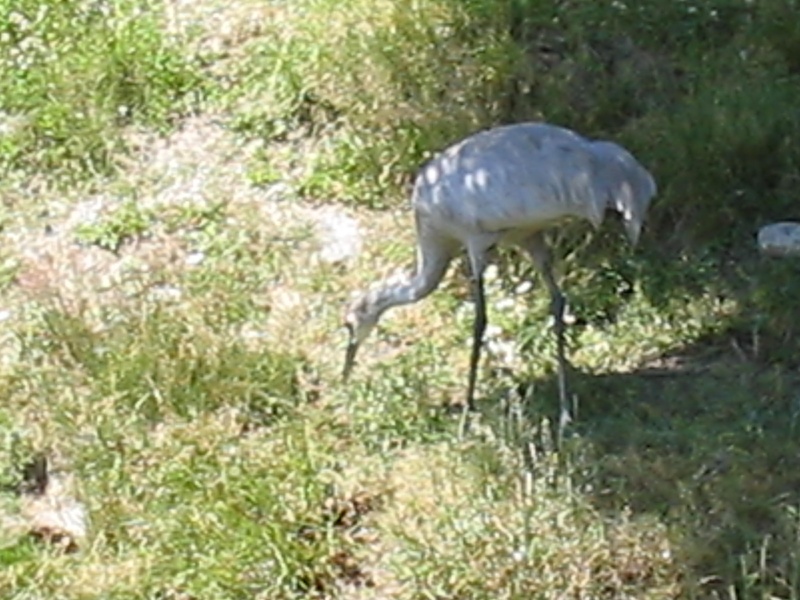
top-left (343, 122), bottom-right (657, 433)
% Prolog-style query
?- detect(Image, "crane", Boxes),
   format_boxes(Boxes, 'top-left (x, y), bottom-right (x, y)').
top-left (341, 122), bottom-right (657, 436)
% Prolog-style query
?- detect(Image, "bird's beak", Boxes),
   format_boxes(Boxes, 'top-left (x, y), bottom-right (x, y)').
top-left (342, 335), bottom-right (359, 382)
top-left (625, 219), bottom-right (642, 247)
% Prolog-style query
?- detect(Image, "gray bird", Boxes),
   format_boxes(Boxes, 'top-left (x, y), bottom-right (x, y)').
top-left (342, 122), bottom-right (656, 432)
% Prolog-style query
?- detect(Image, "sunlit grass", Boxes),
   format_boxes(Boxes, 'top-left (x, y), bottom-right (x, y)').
top-left (1, 0), bottom-right (800, 598)
top-left (0, 0), bottom-right (204, 183)
top-left (3, 191), bottom-right (798, 597)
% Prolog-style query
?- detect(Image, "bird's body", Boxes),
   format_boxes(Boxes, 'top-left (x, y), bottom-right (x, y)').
top-left (419, 123), bottom-right (604, 235)
top-left (416, 123), bottom-right (651, 244)
top-left (343, 122), bottom-right (657, 435)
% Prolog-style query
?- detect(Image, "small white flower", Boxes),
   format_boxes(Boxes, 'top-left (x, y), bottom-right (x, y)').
top-left (515, 280), bottom-right (533, 295)
top-left (148, 284), bottom-right (182, 302)
top-left (185, 251), bottom-right (205, 266)
top-left (485, 323), bottom-right (503, 339)
top-left (494, 297), bottom-right (515, 311)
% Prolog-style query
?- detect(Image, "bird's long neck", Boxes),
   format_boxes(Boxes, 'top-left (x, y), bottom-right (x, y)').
top-left (367, 242), bottom-right (452, 319)
top-left (368, 270), bottom-right (438, 318)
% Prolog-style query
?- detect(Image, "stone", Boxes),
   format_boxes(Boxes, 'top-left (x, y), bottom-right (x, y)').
top-left (312, 207), bottom-right (362, 266)
top-left (757, 222), bottom-right (800, 257)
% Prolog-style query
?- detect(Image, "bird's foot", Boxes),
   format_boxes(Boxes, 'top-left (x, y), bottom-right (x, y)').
top-left (457, 407), bottom-right (478, 440)
top-left (442, 398), bottom-right (479, 415)
top-left (557, 405), bottom-right (573, 448)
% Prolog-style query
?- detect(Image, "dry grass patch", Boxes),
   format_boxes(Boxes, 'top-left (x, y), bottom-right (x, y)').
top-left (3, 0), bottom-right (800, 597)
top-left (326, 442), bottom-right (683, 599)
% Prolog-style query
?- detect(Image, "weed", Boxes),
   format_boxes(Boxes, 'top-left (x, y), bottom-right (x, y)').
top-left (74, 199), bottom-right (153, 253)
top-left (0, 0), bottom-right (204, 184)
top-left (225, 0), bottom-right (521, 208)
top-left (1, 0), bottom-right (800, 597)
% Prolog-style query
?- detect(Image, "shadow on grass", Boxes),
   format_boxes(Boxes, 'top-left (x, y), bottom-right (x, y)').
top-left (488, 327), bottom-right (800, 597)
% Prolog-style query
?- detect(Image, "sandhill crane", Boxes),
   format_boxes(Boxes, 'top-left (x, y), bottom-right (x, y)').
top-left (342, 122), bottom-right (657, 434)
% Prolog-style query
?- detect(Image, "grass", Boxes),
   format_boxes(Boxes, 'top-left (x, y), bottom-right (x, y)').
top-left (0, 0), bottom-right (204, 184)
top-left (1, 0), bottom-right (800, 598)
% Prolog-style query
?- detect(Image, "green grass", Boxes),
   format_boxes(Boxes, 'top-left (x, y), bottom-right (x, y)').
top-left (0, 0), bottom-right (204, 184)
top-left (224, 0), bottom-right (522, 208)
top-left (2, 0), bottom-right (800, 598)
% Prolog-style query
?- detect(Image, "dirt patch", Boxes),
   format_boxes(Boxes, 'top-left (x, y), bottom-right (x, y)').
top-left (4, 114), bottom-right (363, 302)
top-left (164, 0), bottom-right (275, 56)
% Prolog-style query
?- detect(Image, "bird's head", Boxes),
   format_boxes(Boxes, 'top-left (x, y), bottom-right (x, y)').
top-left (342, 293), bottom-right (380, 381)
top-left (625, 165), bottom-right (657, 247)
top-left (618, 168), bottom-right (656, 247)
top-left (592, 140), bottom-right (657, 247)
top-left (622, 210), bottom-right (644, 247)
top-left (613, 165), bottom-right (657, 248)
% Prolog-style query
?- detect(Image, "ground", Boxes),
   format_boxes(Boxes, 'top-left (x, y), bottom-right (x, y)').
top-left (1, 1), bottom-right (799, 598)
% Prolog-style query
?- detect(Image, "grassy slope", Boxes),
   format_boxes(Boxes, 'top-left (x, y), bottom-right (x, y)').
top-left (1, 0), bottom-right (800, 598)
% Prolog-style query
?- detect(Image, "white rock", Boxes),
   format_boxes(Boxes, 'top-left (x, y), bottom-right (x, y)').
top-left (758, 222), bottom-right (800, 257)
top-left (494, 297), bottom-right (516, 311)
top-left (185, 251), bottom-right (205, 266)
top-left (313, 207), bottom-right (362, 266)
top-left (65, 196), bottom-right (107, 230)
top-left (484, 323), bottom-right (503, 339)
top-left (19, 462), bottom-right (89, 552)
top-left (148, 284), bottom-right (182, 302)
top-left (484, 264), bottom-right (499, 282)
top-left (486, 337), bottom-right (519, 365)
top-left (515, 280), bottom-right (533, 295)
top-left (264, 182), bottom-right (293, 203)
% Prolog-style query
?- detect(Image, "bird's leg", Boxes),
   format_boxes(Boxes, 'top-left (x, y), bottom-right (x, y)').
top-left (466, 269), bottom-right (487, 413)
top-left (524, 234), bottom-right (571, 443)
top-left (464, 244), bottom-right (491, 416)
top-left (546, 272), bottom-right (570, 440)
top-left (458, 250), bottom-right (488, 440)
